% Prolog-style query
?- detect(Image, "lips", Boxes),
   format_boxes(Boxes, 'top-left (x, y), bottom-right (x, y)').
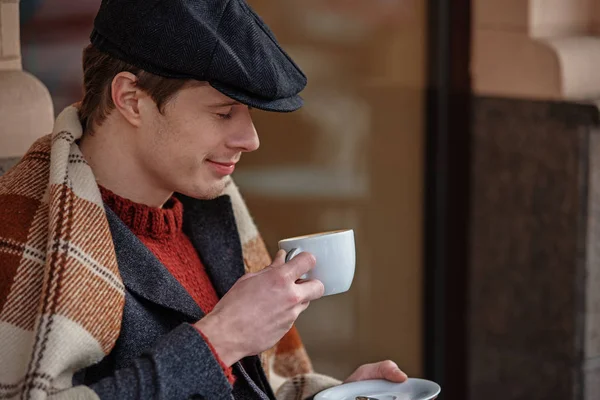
top-left (207, 159), bottom-right (237, 175)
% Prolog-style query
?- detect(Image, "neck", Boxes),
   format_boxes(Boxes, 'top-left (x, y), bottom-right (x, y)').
top-left (80, 120), bottom-right (172, 208)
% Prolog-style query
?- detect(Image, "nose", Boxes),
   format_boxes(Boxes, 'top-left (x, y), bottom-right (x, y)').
top-left (228, 108), bottom-right (260, 153)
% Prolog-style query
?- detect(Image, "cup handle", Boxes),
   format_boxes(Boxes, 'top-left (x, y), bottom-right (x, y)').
top-left (284, 248), bottom-right (308, 280)
top-left (284, 248), bottom-right (301, 263)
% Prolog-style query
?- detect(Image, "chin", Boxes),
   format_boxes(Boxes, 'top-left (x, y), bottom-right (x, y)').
top-left (180, 179), bottom-right (228, 200)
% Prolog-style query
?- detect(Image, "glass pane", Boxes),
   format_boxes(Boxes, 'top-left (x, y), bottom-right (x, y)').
top-left (237, 0), bottom-right (427, 379)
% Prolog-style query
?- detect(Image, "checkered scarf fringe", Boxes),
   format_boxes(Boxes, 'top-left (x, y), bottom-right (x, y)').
top-left (0, 106), bottom-right (340, 399)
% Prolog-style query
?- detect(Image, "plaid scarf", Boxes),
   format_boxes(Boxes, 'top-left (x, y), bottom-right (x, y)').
top-left (0, 106), bottom-right (340, 399)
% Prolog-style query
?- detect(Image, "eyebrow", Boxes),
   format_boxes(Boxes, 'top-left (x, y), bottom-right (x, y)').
top-left (208, 100), bottom-right (241, 108)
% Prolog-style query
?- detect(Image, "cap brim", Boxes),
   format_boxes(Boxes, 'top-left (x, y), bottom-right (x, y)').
top-left (209, 81), bottom-right (303, 113)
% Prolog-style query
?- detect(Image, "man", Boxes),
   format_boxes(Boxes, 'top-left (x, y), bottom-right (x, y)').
top-left (0, 0), bottom-right (407, 399)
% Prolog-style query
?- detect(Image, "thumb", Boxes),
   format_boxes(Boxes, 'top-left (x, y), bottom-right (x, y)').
top-left (382, 365), bottom-right (408, 383)
top-left (377, 361), bottom-right (407, 383)
top-left (271, 249), bottom-right (287, 267)
top-left (345, 361), bottom-right (408, 383)
top-left (247, 250), bottom-right (286, 279)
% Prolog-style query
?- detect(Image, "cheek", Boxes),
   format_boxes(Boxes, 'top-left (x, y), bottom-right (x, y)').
top-left (143, 113), bottom-right (223, 175)
top-left (156, 141), bottom-right (205, 178)
top-left (163, 137), bottom-right (213, 179)
top-left (175, 125), bottom-right (223, 165)
top-left (137, 118), bottom-right (186, 177)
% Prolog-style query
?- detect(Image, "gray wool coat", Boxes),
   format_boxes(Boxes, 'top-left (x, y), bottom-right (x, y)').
top-left (73, 194), bottom-right (276, 400)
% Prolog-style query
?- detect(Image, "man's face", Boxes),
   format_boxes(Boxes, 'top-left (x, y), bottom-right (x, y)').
top-left (135, 84), bottom-right (259, 200)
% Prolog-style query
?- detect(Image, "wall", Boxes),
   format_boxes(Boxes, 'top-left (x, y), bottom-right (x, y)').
top-left (470, 97), bottom-right (599, 400)
top-left (471, 1), bottom-right (600, 399)
top-left (472, 0), bottom-right (600, 101)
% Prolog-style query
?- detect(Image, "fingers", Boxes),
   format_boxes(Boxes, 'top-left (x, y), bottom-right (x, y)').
top-left (255, 250), bottom-right (286, 276)
top-left (376, 360), bottom-right (399, 376)
top-left (284, 252), bottom-right (316, 280)
top-left (378, 360), bottom-right (408, 383)
top-left (344, 360), bottom-right (407, 383)
top-left (241, 250), bottom-right (286, 281)
top-left (296, 279), bottom-right (325, 302)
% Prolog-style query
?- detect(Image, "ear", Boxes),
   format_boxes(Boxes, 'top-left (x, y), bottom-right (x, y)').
top-left (111, 72), bottom-right (144, 128)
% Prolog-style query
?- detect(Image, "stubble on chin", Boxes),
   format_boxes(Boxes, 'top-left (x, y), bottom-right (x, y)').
top-left (182, 177), bottom-right (230, 201)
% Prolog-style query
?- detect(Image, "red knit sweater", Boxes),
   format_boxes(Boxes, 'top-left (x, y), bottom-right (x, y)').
top-left (100, 187), bottom-right (235, 384)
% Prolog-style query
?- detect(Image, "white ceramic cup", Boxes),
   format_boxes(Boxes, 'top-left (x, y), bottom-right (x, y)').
top-left (278, 229), bottom-right (355, 296)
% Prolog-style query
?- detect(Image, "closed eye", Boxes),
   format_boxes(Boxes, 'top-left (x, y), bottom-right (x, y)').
top-left (215, 104), bottom-right (251, 120)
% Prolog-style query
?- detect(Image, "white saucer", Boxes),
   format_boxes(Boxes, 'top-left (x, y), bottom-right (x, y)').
top-left (314, 378), bottom-right (441, 400)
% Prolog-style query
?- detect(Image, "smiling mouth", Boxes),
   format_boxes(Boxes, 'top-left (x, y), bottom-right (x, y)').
top-left (209, 160), bottom-right (236, 166)
top-left (206, 160), bottom-right (237, 175)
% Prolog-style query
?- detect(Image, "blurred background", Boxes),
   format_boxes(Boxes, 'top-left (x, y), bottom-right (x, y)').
top-left (3, 0), bottom-right (600, 399)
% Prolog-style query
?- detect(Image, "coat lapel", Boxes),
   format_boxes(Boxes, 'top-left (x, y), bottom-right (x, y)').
top-left (105, 192), bottom-right (246, 317)
top-left (105, 206), bottom-right (204, 321)
top-left (106, 195), bottom-right (271, 398)
top-left (177, 194), bottom-right (246, 298)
